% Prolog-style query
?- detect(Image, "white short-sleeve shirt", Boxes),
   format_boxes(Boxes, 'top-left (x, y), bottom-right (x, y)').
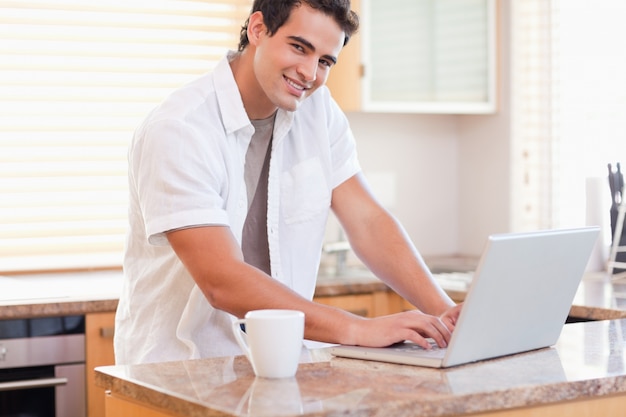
top-left (114, 52), bottom-right (361, 364)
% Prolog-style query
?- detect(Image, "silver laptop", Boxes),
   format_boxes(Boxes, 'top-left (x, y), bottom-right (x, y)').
top-left (330, 227), bottom-right (600, 368)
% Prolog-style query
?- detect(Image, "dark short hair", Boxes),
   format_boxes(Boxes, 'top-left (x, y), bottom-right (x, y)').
top-left (238, 0), bottom-right (359, 52)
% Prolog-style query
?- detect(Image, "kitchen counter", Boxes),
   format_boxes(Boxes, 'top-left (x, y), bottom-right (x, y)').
top-left (314, 272), bottom-right (469, 304)
top-left (2, 269), bottom-right (626, 322)
top-left (0, 270), bottom-right (123, 319)
top-left (315, 270), bottom-right (626, 322)
top-left (569, 272), bottom-right (626, 320)
top-left (95, 318), bottom-right (626, 417)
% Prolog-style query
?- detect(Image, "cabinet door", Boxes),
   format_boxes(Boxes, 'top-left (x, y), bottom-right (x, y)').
top-left (361, 0), bottom-right (496, 114)
top-left (86, 312), bottom-right (116, 417)
top-left (105, 393), bottom-right (174, 417)
top-left (315, 291), bottom-right (406, 317)
top-left (325, 0), bottom-right (362, 112)
top-left (315, 293), bottom-right (375, 317)
top-left (386, 291), bottom-right (417, 313)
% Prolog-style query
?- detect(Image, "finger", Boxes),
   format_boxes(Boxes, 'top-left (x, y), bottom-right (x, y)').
top-left (426, 318), bottom-right (450, 348)
top-left (403, 332), bottom-right (435, 350)
top-left (404, 316), bottom-right (450, 348)
top-left (440, 314), bottom-right (456, 332)
top-left (412, 312), bottom-right (450, 337)
top-left (440, 304), bottom-right (462, 331)
top-left (388, 316), bottom-right (435, 349)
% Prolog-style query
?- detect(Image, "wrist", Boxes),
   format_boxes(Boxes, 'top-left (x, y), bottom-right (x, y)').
top-left (338, 312), bottom-right (366, 346)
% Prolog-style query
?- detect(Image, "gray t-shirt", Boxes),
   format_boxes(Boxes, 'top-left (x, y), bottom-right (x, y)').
top-left (241, 113), bottom-right (275, 275)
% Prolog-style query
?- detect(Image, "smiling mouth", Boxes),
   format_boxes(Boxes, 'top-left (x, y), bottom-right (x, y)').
top-left (284, 76), bottom-right (309, 95)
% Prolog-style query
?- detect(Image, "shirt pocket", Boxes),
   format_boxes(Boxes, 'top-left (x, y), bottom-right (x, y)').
top-left (281, 158), bottom-right (331, 225)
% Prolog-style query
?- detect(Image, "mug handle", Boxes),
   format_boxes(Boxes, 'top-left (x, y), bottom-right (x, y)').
top-left (232, 318), bottom-right (251, 360)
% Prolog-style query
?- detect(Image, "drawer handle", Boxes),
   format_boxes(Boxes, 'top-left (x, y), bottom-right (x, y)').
top-left (0, 377), bottom-right (68, 391)
top-left (100, 326), bottom-right (115, 338)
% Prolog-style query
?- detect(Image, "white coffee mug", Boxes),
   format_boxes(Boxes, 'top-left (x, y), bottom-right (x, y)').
top-left (232, 309), bottom-right (305, 378)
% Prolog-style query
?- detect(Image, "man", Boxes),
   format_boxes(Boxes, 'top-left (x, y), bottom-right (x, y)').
top-left (115, 0), bottom-right (461, 365)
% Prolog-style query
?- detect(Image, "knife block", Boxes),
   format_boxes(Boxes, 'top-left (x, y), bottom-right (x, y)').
top-left (608, 202), bottom-right (626, 275)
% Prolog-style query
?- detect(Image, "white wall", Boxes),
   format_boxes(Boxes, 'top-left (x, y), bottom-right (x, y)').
top-left (457, 1), bottom-right (512, 255)
top-left (346, 112), bottom-right (460, 256)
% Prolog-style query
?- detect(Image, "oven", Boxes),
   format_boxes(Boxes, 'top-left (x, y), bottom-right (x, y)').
top-left (0, 315), bottom-right (86, 417)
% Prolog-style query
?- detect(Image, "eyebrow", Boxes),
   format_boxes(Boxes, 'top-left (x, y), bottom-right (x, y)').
top-left (287, 35), bottom-right (338, 65)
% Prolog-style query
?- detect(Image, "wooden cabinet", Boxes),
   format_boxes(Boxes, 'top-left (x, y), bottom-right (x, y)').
top-left (327, 0), bottom-right (497, 114)
top-left (386, 291), bottom-right (417, 313)
top-left (325, 0), bottom-right (362, 112)
top-left (105, 392), bottom-right (174, 417)
top-left (86, 312), bottom-right (116, 417)
top-left (315, 292), bottom-right (377, 317)
top-left (314, 290), bottom-right (416, 317)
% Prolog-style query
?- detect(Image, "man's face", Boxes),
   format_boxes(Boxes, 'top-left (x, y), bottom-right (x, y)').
top-left (251, 5), bottom-right (345, 113)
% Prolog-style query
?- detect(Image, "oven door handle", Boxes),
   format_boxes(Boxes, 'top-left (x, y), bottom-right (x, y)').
top-left (0, 376), bottom-right (68, 391)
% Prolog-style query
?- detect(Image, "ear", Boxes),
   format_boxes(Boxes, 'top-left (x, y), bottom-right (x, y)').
top-left (246, 11), bottom-right (266, 47)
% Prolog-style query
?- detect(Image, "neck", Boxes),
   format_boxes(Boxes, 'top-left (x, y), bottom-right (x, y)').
top-left (230, 49), bottom-right (278, 120)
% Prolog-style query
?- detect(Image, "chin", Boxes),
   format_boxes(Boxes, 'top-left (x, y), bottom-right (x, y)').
top-left (276, 99), bottom-right (302, 113)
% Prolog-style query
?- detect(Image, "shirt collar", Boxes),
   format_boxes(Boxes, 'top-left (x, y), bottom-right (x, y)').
top-left (213, 52), bottom-right (252, 135)
top-left (214, 51), bottom-right (294, 142)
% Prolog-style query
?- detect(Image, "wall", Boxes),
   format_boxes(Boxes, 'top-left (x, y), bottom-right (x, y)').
top-left (346, 112), bottom-right (460, 256)
top-left (456, 0), bottom-right (512, 255)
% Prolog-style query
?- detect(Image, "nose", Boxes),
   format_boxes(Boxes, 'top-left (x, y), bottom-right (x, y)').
top-left (296, 57), bottom-right (317, 84)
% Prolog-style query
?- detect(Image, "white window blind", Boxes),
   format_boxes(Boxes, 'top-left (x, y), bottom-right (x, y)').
top-left (511, 0), bottom-right (558, 232)
top-left (0, 0), bottom-right (252, 273)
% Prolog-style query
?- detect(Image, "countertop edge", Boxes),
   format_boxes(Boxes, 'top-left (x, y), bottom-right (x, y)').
top-left (94, 350), bottom-right (626, 417)
top-left (0, 298), bottom-right (119, 319)
top-left (95, 363), bottom-right (242, 417)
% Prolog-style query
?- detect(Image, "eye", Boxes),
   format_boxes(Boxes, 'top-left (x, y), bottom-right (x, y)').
top-left (291, 43), bottom-right (305, 53)
top-left (319, 58), bottom-right (333, 68)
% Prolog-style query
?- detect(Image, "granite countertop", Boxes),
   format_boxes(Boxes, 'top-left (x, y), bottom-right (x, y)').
top-left (0, 270), bottom-right (123, 319)
top-left (3, 267), bottom-right (626, 321)
top-left (314, 269), bottom-right (626, 321)
top-left (95, 319), bottom-right (626, 417)
top-left (570, 272), bottom-right (626, 320)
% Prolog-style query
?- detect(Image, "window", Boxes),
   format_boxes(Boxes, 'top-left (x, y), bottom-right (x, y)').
top-left (0, 0), bottom-right (252, 273)
top-left (512, 0), bottom-right (626, 254)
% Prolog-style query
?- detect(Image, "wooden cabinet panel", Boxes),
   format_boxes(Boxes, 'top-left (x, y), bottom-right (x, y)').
top-left (314, 291), bottom-right (414, 317)
top-left (385, 291), bottom-right (416, 313)
top-left (325, 0), bottom-right (361, 111)
top-left (106, 393), bottom-right (175, 417)
top-left (86, 312), bottom-right (116, 417)
top-left (315, 293), bottom-right (374, 317)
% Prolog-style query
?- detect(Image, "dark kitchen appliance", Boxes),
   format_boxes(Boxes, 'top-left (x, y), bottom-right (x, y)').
top-left (608, 163), bottom-right (626, 274)
top-left (0, 315), bottom-right (86, 417)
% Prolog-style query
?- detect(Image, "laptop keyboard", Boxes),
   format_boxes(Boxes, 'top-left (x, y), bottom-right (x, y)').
top-left (391, 340), bottom-right (447, 357)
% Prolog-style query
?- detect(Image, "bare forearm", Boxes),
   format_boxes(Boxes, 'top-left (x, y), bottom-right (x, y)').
top-left (346, 210), bottom-right (454, 316)
top-left (166, 230), bottom-right (361, 343)
top-left (200, 260), bottom-right (363, 343)
top-left (331, 174), bottom-right (454, 316)
top-left (165, 213), bottom-right (458, 350)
